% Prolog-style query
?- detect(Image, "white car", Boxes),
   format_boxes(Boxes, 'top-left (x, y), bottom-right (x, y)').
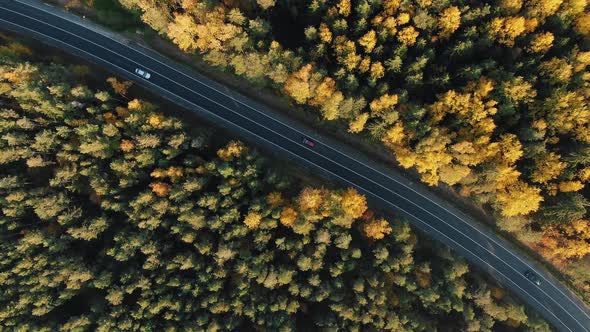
top-left (134, 68), bottom-right (151, 79)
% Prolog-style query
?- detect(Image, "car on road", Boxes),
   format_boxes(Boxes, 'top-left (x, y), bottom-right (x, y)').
top-left (524, 270), bottom-right (541, 286)
top-left (134, 68), bottom-right (151, 79)
top-left (302, 137), bottom-right (316, 147)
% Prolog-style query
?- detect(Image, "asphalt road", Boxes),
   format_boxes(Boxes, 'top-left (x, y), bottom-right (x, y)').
top-left (1, 0), bottom-right (590, 330)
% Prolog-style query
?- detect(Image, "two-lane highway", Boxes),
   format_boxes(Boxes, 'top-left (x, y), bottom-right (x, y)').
top-left (1, 0), bottom-right (589, 330)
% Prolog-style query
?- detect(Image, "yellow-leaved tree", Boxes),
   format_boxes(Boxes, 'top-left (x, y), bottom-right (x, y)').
top-left (348, 113), bottom-right (369, 133)
top-left (280, 207), bottom-right (298, 227)
top-left (298, 187), bottom-right (324, 212)
top-left (370, 94), bottom-right (398, 115)
top-left (319, 23), bottom-right (332, 43)
top-left (106, 77), bottom-right (132, 95)
top-left (499, 0), bottom-right (523, 13)
top-left (167, 13), bottom-right (199, 51)
top-left (531, 152), bottom-right (566, 184)
top-left (496, 181), bottom-right (544, 216)
top-left (526, 0), bottom-right (563, 19)
top-left (362, 218), bottom-right (392, 240)
top-left (541, 220), bottom-right (590, 262)
top-left (244, 211), bottom-right (262, 229)
top-left (359, 30), bottom-right (377, 53)
top-left (575, 12), bottom-right (590, 35)
top-left (340, 188), bottom-right (368, 218)
top-left (217, 141), bottom-right (246, 161)
top-left (337, 0), bottom-right (351, 16)
top-left (309, 77), bottom-right (336, 107)
top-left (284, 64), bottom-right (314, 104)
top-left (527, 32), bottom-right (554, 53)
top-left (150, 182), bottom-right (170, 197)
top-left (438, 6), bottom-right (461, 38)
top-left (488, 16), bottom-right (526, 46)
top-left (256, 0), bottom-right (276, 10)
top-left (397, 26), bottom-right (419, 46)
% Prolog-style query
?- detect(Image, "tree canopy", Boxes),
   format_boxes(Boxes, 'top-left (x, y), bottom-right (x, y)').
top-left (0, 35), bottom-right (550, 331)
top-left (114, 0), bottom-right (590, 300)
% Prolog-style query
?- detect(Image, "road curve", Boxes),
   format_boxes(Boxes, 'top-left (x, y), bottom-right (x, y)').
top-left (1, 0), bottom-right (589, 330)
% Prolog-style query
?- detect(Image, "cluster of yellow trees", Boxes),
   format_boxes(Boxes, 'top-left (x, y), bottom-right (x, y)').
top-left (116, 0), bottom-right (590, 297)
top-left (1, 37), bottom-right (553, 329)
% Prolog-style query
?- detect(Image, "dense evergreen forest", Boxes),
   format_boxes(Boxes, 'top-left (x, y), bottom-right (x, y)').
top-left (0, 34), bottom-right (552, 330)
top-left (111, 0), bottom-right (590, 300)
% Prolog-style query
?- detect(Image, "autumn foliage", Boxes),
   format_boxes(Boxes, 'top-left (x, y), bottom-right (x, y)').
top-left (112, 0), bottom-right (590, 302)
top-left (0, 35), bottom-right (551, 331)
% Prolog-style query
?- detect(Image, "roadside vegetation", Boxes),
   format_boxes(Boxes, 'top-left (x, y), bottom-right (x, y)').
top-left (103, 0), bottom-right (590, 302)
top-left (58, 0), bottom-right (144, 31)
top-left (0, 34), bottom-right (551, 331)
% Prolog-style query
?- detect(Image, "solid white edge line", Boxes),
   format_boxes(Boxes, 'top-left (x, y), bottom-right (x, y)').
top-left (0, 18), bottom-right (573, 331)
top-left (4, 3), bottom-right (590, 328)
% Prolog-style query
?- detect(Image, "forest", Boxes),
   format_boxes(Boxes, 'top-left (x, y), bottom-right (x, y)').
top-left (0, 34), bottom-right (552, 330)
top-left (107, 0), bottom-right (590, 301)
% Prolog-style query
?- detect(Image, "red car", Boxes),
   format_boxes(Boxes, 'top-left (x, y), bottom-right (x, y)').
top-left (302, 137), bottom-right (316, 147)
